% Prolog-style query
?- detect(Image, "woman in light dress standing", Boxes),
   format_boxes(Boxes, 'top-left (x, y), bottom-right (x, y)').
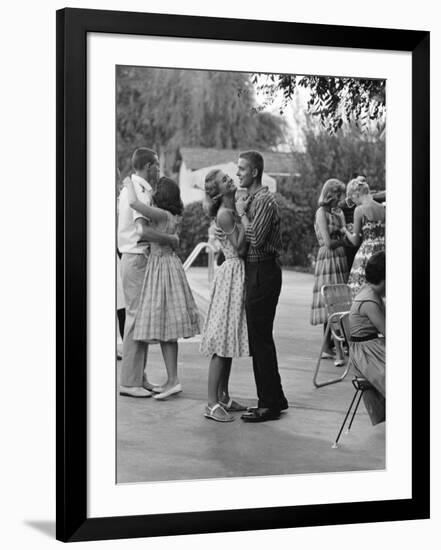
top-left (200, 169), bottom-right (249, 422)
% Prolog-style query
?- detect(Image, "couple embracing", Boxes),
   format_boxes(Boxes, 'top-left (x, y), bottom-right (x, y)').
top-left (200, 151), bottom-right (288, 423)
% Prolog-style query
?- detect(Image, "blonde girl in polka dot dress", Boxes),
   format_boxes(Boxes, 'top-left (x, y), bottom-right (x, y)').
top-left (200, 169), bottom-right (250, 422)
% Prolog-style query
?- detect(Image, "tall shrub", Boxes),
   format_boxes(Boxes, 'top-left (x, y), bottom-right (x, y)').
top-left (178, 195), bottom-right (315, 268)
top-left (274, 193), bottom-right (315, 267)
top-left (178, 202), bottom-right (211, 266)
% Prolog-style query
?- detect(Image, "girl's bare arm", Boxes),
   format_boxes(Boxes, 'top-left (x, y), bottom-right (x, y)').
top-left (316, 208), bottom-right (343, 249)
top-left (362, 301), bottom-right (386, 335)
top-left (217, 209), bottom-right (247, 254)
top-left (126, 178), bottom-right (167, 224)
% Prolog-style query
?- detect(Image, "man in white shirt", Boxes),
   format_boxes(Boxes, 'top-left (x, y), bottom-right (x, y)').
top-left (118, 148), bottom-right (178, 397)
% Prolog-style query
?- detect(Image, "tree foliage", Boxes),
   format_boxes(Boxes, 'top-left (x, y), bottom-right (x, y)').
top-left (179, 196), bottom-right (316, 268)
top-left (252, 74), bottom-right (386, 134)
top-left (290, 120), bottom-right (385, 207)
top-left (274, 193), bottom-right (315, 267)
top-left (116, 67), bottom-right (286, 177)
top-left (177, 202), bottom-right (211, 266)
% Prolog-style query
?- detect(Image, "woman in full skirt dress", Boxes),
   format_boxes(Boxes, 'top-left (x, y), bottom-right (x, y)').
top-left (310, 179), bottom-right (349, 365)
top-left (126, 176), bottom-right (200, 400)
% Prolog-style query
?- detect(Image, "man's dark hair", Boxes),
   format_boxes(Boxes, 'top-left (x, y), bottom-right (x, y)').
top-left (153, 177), bottom-right (183, 216)
top-left (365, 250), bottom-right (385, 285)
top-left (131, 148), bottom-right (157, 171)
top-left (239, 150), bottom-right (264, 180)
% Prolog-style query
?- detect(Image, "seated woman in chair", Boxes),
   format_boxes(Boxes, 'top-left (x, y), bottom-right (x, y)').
top-left (349, 250), bottom-right (385, 424)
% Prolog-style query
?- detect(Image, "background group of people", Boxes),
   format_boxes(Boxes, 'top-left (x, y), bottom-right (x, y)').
top-left (310, 175), bottom-right (386, 423)
top-left (117, 148), bottom-right (288, 423)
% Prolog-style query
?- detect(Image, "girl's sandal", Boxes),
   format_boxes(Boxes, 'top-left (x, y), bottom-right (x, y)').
top-left (204, 403), bottom-right (234, 422)
top-left (219, 398), bottom-right (247, 412)
top-left (334, 359), bottom-right (346, 367)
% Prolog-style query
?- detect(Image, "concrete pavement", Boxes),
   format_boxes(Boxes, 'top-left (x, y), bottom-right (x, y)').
top-left (117, 268), bottom-right (385, 483)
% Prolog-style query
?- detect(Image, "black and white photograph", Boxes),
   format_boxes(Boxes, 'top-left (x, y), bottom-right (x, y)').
top-left (53, 4), bottom-right (429, 543)
top-left (1, 0), bottom-right (435, 547)
top-left (115, 65), bottom-right (387, 484)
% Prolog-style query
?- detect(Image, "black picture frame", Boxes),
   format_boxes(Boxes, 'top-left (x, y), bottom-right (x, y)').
top-left (56, 7), bottom-right (430, 543)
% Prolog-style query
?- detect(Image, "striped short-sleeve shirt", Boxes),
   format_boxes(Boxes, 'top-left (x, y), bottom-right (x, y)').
top-left (244, 186), bottom-right (282, 262)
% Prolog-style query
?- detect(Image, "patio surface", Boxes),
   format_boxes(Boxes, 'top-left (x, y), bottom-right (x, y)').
top-left (117, 267), bottom-right (385, 483)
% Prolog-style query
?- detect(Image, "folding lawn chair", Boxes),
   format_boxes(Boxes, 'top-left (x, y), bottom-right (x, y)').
top-left (332, 376), bottom-right (375, 448)
top-left (312, 284), bottom-right (352, 388)
top-left (331, 312), bottom-right (379, 448)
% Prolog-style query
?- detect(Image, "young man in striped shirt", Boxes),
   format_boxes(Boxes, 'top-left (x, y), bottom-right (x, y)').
top-left (235, 151), bottom-right (288, 422)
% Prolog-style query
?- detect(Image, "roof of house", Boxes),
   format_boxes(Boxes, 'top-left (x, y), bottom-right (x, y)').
top-left (179, 147), bottom-right (297, 175)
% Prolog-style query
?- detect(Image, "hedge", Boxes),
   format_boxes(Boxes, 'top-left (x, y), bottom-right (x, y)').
top-left (177, 194), bottom-right (315, 268)
top-left (177, 202), bottom-right (211, 266)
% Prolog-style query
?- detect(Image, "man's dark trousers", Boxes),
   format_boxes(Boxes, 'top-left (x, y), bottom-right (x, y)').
top-left (245, 258), bottom-right (288, 412)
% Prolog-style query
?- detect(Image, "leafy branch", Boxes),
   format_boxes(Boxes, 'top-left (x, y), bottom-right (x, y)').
top-left (252, 74), bottom-right (386, 134)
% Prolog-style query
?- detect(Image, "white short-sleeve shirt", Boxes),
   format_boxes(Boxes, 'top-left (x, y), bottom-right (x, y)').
top-left (117, 174), bottom-right (153, 254)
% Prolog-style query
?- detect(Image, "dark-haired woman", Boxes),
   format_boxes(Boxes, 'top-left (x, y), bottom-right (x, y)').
top-left (348, 250), bottom-right (386, 423)
top-left (125, 177), bottom-right (200, 400)
top-left (200, 169), bottom-right (249, 422)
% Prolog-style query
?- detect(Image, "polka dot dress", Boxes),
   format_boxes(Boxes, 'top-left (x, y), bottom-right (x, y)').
top-left (200, 237), bottom-right (249, 358)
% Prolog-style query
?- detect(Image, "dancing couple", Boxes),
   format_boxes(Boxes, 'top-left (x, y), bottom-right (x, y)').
top-left (200, 151), bottom-right (288, 423)
top-left (118, 147), bottom-right (200, 401)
